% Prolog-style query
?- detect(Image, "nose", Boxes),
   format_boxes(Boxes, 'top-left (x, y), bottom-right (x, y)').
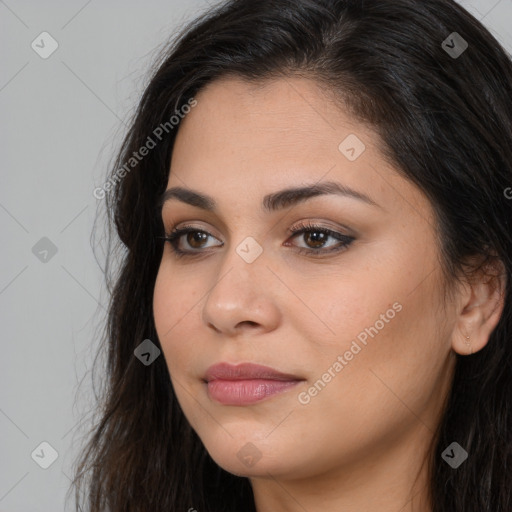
top-left (201, 241), bottom-right (281, 337)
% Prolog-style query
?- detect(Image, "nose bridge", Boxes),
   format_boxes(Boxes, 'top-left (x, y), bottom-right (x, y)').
top-left (201, 234), bottom-right (279, 334)
top-left (219, 229), bottom-right (268, 287)
top-left (209, 234), bottom-right (265, 307)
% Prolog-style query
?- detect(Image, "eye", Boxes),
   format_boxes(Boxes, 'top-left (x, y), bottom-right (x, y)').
top-left (160, 221), bottom-right (355, 259)
top-left (162, 224), bottom-right (223, 257)
top-left (285, 221), bottom-right (355, 256)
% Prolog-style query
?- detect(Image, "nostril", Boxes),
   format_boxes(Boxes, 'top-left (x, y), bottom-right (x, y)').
top-left (208, 322), bottom-right (222, 333)
top-left (239, 320), bottom-right (259, 328)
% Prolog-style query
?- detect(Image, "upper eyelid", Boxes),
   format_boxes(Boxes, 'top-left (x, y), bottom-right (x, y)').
top-left (166, 223), bottom-right (223, 240)
top-left (164, 222), bottom-right (346, 234)
top-left (163, 215), bottom-right (354, 233)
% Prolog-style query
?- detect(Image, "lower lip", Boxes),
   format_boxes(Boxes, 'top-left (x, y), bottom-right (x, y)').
top-left (206, 379), bottom-right (301, 405)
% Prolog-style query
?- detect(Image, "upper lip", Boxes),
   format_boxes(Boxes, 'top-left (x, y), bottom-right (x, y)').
top-left (203, 362), bottom-right (303, 382)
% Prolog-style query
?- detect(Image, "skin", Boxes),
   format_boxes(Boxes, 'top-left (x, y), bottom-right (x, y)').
top-left (152, 75), bottom-right (505, 512)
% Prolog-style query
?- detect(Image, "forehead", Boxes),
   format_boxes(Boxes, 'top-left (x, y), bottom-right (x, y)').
top-left (174, 75), bottom-right (366, 154)
top-left (167, 75), bottom-right (434, 227)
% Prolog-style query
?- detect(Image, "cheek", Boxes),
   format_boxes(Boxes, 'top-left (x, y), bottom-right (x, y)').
top-left (153, 255), bottom-right (207, 328)
top-left (317, 275), bottom-right (449, 425)
top-left (153, 267), bottom-right (174, 339)
top-left (153, 264), bottom-right (198, 371)
top-left (285, 298), bottom-right (448, 473)
top-left (303, 244), bottom-right (449, 409)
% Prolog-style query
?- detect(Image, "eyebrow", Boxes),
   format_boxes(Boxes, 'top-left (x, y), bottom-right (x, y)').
top-left (158, 180), bottom-right (381, 214)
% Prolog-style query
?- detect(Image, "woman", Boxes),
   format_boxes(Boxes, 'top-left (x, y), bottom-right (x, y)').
top-left (71, 0), bottom-right (512, 510)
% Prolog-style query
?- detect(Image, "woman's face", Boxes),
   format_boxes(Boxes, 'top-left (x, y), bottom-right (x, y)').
top-left (153, 76), bottom-right (457, 482)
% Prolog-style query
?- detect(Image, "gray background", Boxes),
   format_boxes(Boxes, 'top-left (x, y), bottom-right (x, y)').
top-left (1, 1), bottom-right (511, 510)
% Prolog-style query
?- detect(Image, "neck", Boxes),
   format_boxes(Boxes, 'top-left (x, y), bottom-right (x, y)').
top-left (250, 421), bottom-right (434, 512)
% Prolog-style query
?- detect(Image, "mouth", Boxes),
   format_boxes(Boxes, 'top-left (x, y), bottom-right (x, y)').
top-left (203, 362), bottom-right (305, 406)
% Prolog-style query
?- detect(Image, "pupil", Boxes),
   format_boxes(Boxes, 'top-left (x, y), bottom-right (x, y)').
top-left (306, 231), bottom-right (326, 248)
top-left (188, 232), bottom-right (207, 248)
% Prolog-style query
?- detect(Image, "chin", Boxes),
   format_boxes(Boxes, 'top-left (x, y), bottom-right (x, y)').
top-left (209, 449), bottom-right (286, 478)
top-left (200, 434), bottom-right (311, 480)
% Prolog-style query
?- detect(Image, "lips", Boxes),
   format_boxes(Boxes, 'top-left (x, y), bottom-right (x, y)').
top-left (204, 362), bottom-right (302, 382)
top-left (203, 362), bottom-right (304, 406)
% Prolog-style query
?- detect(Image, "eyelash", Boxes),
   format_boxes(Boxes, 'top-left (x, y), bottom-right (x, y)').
top-left (160, 221), bottom-right (355, 259)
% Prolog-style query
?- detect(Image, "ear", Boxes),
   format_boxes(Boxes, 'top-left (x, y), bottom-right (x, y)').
top-left (452, 255), bottom-right (507, 356)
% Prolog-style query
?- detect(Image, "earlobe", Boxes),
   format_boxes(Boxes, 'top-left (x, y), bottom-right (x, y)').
top-left (462, 334), bottom-right (473, 355)
top-left (451, 257), bottom-right (507, 356)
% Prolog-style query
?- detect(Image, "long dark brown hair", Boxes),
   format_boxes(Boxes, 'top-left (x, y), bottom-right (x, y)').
top-left (70, 0), bottom-right (512, 510)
